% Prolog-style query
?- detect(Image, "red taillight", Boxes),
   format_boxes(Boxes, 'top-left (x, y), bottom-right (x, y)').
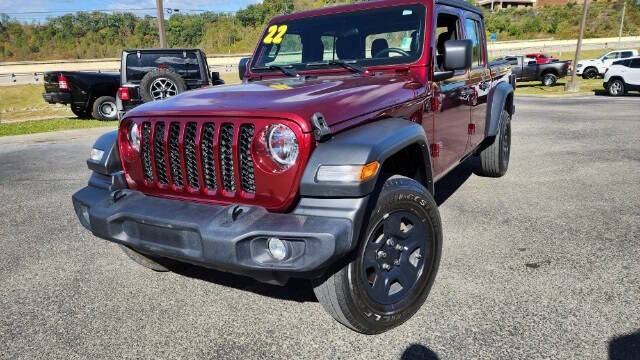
top-left (58, 74), bottom-right (69, 92)
top-left (118, 87), bottom-right (131, 101)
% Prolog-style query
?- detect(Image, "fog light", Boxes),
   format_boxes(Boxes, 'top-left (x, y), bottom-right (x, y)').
top-left (73, 202), bottom-right (90, 230)
top-left (90, 148), bottom-right (104, 162)
top-left (267, 237), bottom-right (288, 261)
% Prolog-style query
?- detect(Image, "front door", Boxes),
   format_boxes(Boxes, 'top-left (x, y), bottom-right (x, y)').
top-left (431, 8), bottom-right (469, 177)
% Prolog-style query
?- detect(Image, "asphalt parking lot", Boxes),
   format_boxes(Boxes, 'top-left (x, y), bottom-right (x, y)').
top-left (1, 96), bottom-right (639, 359)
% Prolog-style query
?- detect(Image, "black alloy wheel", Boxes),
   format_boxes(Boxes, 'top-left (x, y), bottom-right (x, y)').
top-left (360, 210), bottom-right (430, 306)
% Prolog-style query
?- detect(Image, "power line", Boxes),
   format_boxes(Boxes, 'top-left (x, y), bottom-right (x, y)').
top-left (0, 8), bottom-right (213, 15)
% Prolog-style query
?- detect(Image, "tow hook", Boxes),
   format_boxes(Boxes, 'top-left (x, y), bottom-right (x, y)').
top-left (230, 205), bottom-right (245, 221)
top-left (111, 189), bottom-right (128, 203)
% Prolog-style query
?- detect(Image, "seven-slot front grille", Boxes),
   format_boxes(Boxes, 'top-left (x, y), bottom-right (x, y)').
top-left (139, 120), bottom-right (256, 194)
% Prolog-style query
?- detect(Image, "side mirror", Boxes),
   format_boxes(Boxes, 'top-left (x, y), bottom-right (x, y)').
top-left (211, 71), bottom-right (225, 86)
top-left (433, 39), bottom-right (472, 82)
top-left (238, 57), bottom-right (250, 81)
top-left (443, 39), bottom-right (473, 71)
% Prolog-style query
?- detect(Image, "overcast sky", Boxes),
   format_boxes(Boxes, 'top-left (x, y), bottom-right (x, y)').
top-left (0, 0), bottom-right (263, 21)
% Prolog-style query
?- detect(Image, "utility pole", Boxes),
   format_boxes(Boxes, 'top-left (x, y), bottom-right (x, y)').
top-left (618, 0), bottom-right (626, 44)
top-left (156, 0), bottom-right (168, 48)
top-left (566, 0), bottom-right (590, 92)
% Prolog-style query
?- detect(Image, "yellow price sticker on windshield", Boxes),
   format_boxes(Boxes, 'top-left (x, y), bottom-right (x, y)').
top-left (263, 24), bottom-right (288, 45)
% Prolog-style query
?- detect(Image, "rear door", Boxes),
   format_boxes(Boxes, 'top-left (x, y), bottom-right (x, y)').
top-left (464, 13), bottom-right (489, 148)
top-left (628, 58), bottom-right (640, 86)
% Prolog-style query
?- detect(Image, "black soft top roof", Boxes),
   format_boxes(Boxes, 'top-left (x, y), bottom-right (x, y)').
top-left (435, 0), bottom-right (484, 16)
top-left (122, 48), bottom-right (204, 53)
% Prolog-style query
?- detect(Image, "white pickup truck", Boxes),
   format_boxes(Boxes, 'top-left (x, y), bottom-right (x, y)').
top-left (576, 49), bottom-right (638, 79)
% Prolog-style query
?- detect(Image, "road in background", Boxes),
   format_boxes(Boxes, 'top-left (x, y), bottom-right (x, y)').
top-left (2, 36), bottom-right (640, 85)
top-left (1, 97), bottom-right (639, 358)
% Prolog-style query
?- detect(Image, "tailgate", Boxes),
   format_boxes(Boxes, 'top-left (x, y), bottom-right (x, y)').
top-left (43, 72), bottom-right (61, 92)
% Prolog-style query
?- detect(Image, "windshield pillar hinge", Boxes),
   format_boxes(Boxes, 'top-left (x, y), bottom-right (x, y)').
top-left (312, 113), bottom-right (331, 142)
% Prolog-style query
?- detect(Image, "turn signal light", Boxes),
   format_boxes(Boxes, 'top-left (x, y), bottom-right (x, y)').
top-left (360, 161), bottom-right (380, 181)
top-left (316, 161), bottom-right (379, 183)
top-left (118, 87), bottom-right (131, 101)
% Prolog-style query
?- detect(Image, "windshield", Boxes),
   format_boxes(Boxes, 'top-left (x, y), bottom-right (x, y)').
top-left (251, 4), bottom-right (426, 72)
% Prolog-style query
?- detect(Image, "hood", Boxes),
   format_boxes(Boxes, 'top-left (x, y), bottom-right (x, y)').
top-left (578, 59), bottom-right (599, 65)
top-left (124, 73), bottom-right (418, 133)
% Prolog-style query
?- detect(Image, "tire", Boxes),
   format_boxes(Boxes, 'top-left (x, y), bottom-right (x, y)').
top-left (91, 96), bottom-right (118, 121)
top-left (478, 109), bottom-right (511, 177)
top-left (120, 245), bottom-right (190, 272)
top-left (582, 67), bottom-right (599, 79)
top-left (71, 105), bottom-right (91, 119)
top-left (542, 73), bottom-right (557, 86)
top-left (608, 79), bottom-right (625, 97)
top-left (313, 175), bottom-right (442, 334)
top-left (139, 68), bottom-right (187, 103)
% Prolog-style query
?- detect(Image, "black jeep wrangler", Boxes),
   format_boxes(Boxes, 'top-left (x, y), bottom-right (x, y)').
top-left (116, 48), bottom-right (225, 120)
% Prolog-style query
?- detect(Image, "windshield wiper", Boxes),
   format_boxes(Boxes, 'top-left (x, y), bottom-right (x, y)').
top-left (307, 60), bottom-right (366, 74)
top-left (253, 65), bottom-right (298, 77)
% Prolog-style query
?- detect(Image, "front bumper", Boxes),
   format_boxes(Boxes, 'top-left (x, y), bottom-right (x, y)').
top-left (42, 92), bottom-right (72, 104)
top-left (72, 184), bottom-right (365, 284)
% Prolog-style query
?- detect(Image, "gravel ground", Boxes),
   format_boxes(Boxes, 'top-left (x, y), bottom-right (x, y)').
top-left (1, 96), bottom-right (639, 359)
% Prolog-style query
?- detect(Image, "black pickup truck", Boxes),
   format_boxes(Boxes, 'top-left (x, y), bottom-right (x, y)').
top-left (499, 55), bottom-right (569, 86)
top-left (42, 71), bottom-right (120, 121)
top-left (116, 48), bottom-right (225, 120)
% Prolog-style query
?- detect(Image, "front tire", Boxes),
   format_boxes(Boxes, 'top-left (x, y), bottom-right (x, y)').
top-left (71, 105), bottom-right (91, 119)
top-left (92, 96), bottom-right (118, 121)
top-left (120, 245), bottom-right (190, 272)
top-left (313, 176), bottom-right (442, 334)
top-left (478, 109), bottom-right (511, 177)
top-left (582, 67), bottom-right (599, 79)
top-left (608, 79), bottom-right (625, 96)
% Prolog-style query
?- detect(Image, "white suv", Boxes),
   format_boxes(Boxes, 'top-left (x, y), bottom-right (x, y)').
top-left (576, 49), bottom-right (638, 79)
top-left (604, 56), bottom-right (640, 96)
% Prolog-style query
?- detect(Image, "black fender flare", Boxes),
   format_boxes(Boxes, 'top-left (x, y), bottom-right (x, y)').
top-left (86, 130), bottom-right (122, 175)
top-left (299, 118), bottom-right (433, 198)
top-left (485, 81), bottom-right (514, 137)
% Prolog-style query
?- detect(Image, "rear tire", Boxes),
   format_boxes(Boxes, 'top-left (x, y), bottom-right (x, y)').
top-left (91, 96), bottom-right (118, 121)
top-left (478, 109), bottom-right (511, 177)
top-left (120, 245), bottom-right (190, 272)
top-left (542, 73), bottom-right (557, 86)
top-left (608, 79), bottom-right (625, 96)
top-left (313, 175), bottom-right (442, 334)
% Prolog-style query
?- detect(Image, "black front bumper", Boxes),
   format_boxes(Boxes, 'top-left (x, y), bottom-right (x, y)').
top-left (42, 92), bottom-right (72, 104)
top-left (72, 184), bottom-right (367, 285)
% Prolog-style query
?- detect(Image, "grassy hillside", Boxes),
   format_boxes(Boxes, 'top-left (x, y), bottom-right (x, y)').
top-left (1, 0), bottom-right (639, 61)
top-left (484, 0), bottom-right (640, 41)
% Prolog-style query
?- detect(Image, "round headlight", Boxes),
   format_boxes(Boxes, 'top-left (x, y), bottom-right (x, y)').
top-left (267, 124), bottom-right (298, 167)
top-left (129, 122), bottom-right (141, 152)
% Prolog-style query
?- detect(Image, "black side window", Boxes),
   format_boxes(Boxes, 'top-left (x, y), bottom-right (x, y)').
top-left (126, 52), bottom-right (201, 82)
top-left (630, 59), bottom-right (640, 69)
top-left (434, 12), bottom-right (460, 72)
top-left (621, 51), bottom-right (633, 59)
top-left (464, 18), bottom-right (483, 67)
top-left (506, 57), bottom-right (518, 65)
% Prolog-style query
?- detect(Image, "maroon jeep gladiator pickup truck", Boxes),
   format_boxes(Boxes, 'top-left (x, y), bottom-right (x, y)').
top-left (73, 0), bottom-right (515, 334)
